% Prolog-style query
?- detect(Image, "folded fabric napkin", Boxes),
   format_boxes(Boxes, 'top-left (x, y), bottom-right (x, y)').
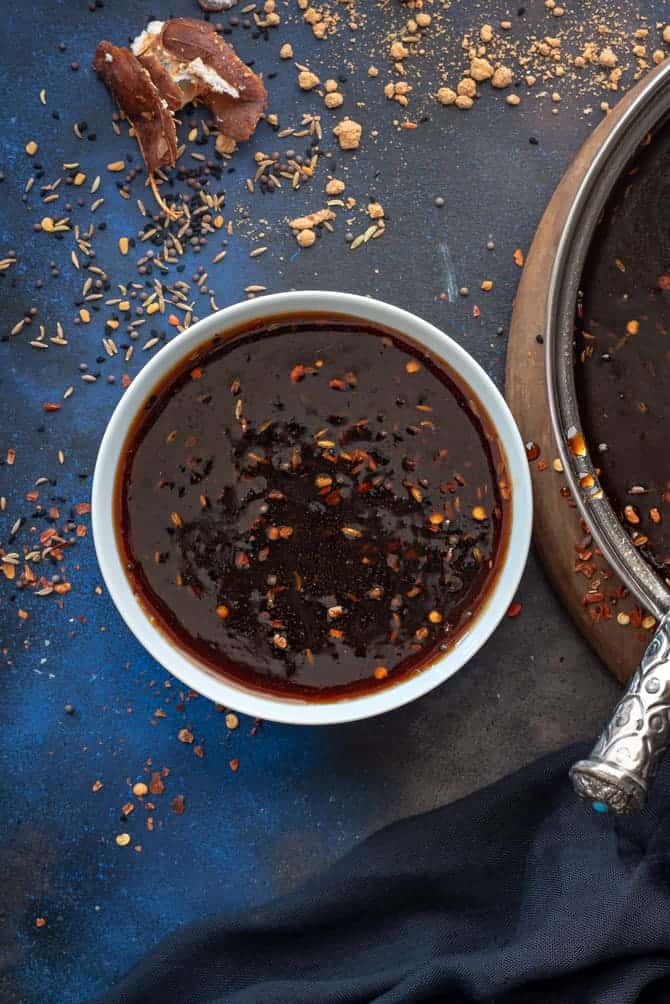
top-left (94, 742), bottom-right (670, 1004)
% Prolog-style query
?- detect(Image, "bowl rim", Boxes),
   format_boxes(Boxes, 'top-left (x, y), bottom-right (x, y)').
top-left (92, 290), bottom-right (532, 725)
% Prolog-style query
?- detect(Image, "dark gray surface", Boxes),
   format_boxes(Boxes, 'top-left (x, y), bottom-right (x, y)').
top-left (0, 0), bottom-right (640, 1000)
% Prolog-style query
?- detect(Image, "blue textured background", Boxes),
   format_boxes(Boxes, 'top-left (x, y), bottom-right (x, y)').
top-left (1, 1), bottom-right (662, 1001)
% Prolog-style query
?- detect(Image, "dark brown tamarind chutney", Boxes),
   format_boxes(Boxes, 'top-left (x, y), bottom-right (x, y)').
top-left (116, 314), bottom-right (511, 700)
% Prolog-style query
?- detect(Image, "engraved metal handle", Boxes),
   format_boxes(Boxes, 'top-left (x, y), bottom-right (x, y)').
top-left (571, 613), bottom-right (670, 814)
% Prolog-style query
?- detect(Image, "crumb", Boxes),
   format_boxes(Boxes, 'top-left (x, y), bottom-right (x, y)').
top-left (289, 208), bottom-right (336, 230)
top-left (298, 69), bottom-right (320, 90)
top-left (390, 41), bottom-right (409, 61)
top-left (325, 178), bottom-right (345, 195)
top-left (333, 117), bottom-right (362, 150)
top-left (437, 86), bottom-right (457, 105)
top-left (457, 78), bottom-right (477, 98)
top-left (279, 42), bottom-right (293, 59)
top-left (491, 65), bottom-right (514, 88)
top-left (599, 46), bottom-right (617, 67)
top-left (296, 228), bottom-right (315, 246)
top-left (469, 57), bottom-right (494, 81)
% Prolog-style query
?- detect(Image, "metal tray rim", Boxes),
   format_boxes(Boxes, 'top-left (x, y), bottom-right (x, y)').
top-left (545, 61), bottom-right (670, 621)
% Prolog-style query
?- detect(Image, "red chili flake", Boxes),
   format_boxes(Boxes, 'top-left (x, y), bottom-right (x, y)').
top-left (190, 367), bottom-right (203, 380)
top-left (574, 561), bottom-right (596, 579)
top-left (513, 248), bottom-right (525, 267)
top-left (194, 745), bottom-right (205, 758)
top-left (290, 364), bottom-right (306, 383)
top-left (582, 591), bottom-right (605, 606)
top-left (35, 918), bottom-right (47, 929)
top-left (537, 459), bottom-right (548, 472)
top-left (171, 794), bottom-right (186, 815)
top-left (74, 502), bottom-right (91, 515)
top-left (121, 373), bottom-right (132, 388)
top-left (234, 552), bottom-right (250, 569)
top-left (629, 607), bottom-right (644, 628)
top-left (42, 402), bottom-right (62, 412)
top-left (229, 758), bottom-right (240, 772)
top-left (658, 275), bottom-right (670, 290)
top-left (149, 771), bottom-right (165, 795)
top-left (472, 305), bottom-right (481, 318)
top-left (329, 378), bottom-right (346, 390)
top-left (6, 448), bottom-right (15, 465)
top-left (178, 727), bottom-right (194, 744)
top-left (507, 602), bottom-right (522, 618)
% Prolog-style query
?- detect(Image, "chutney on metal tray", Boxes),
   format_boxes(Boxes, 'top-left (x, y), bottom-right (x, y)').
top-left (576, 116), bottom-right (670, 588)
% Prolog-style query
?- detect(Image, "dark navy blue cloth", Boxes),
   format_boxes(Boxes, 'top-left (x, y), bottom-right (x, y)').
top-left (95, 743), bottom-right (670, 1003)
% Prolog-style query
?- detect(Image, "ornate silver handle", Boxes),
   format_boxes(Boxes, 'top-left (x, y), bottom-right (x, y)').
top-left (571, 613), bottom-right (670, 814)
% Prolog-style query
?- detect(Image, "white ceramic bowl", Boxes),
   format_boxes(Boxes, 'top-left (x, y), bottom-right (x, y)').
top-left (93, 291), bottom-right (532, 725)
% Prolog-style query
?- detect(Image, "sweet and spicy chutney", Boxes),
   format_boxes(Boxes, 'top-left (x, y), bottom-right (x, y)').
top-left (116, 315), bottom-right (511, 700)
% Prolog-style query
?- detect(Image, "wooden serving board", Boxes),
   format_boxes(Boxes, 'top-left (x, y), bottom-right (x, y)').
top-left (505, 83), bottom-right (654, 686)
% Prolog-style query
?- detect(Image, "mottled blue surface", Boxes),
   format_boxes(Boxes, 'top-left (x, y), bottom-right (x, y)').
top-left (1, 0), bottom-right (662, 1001)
